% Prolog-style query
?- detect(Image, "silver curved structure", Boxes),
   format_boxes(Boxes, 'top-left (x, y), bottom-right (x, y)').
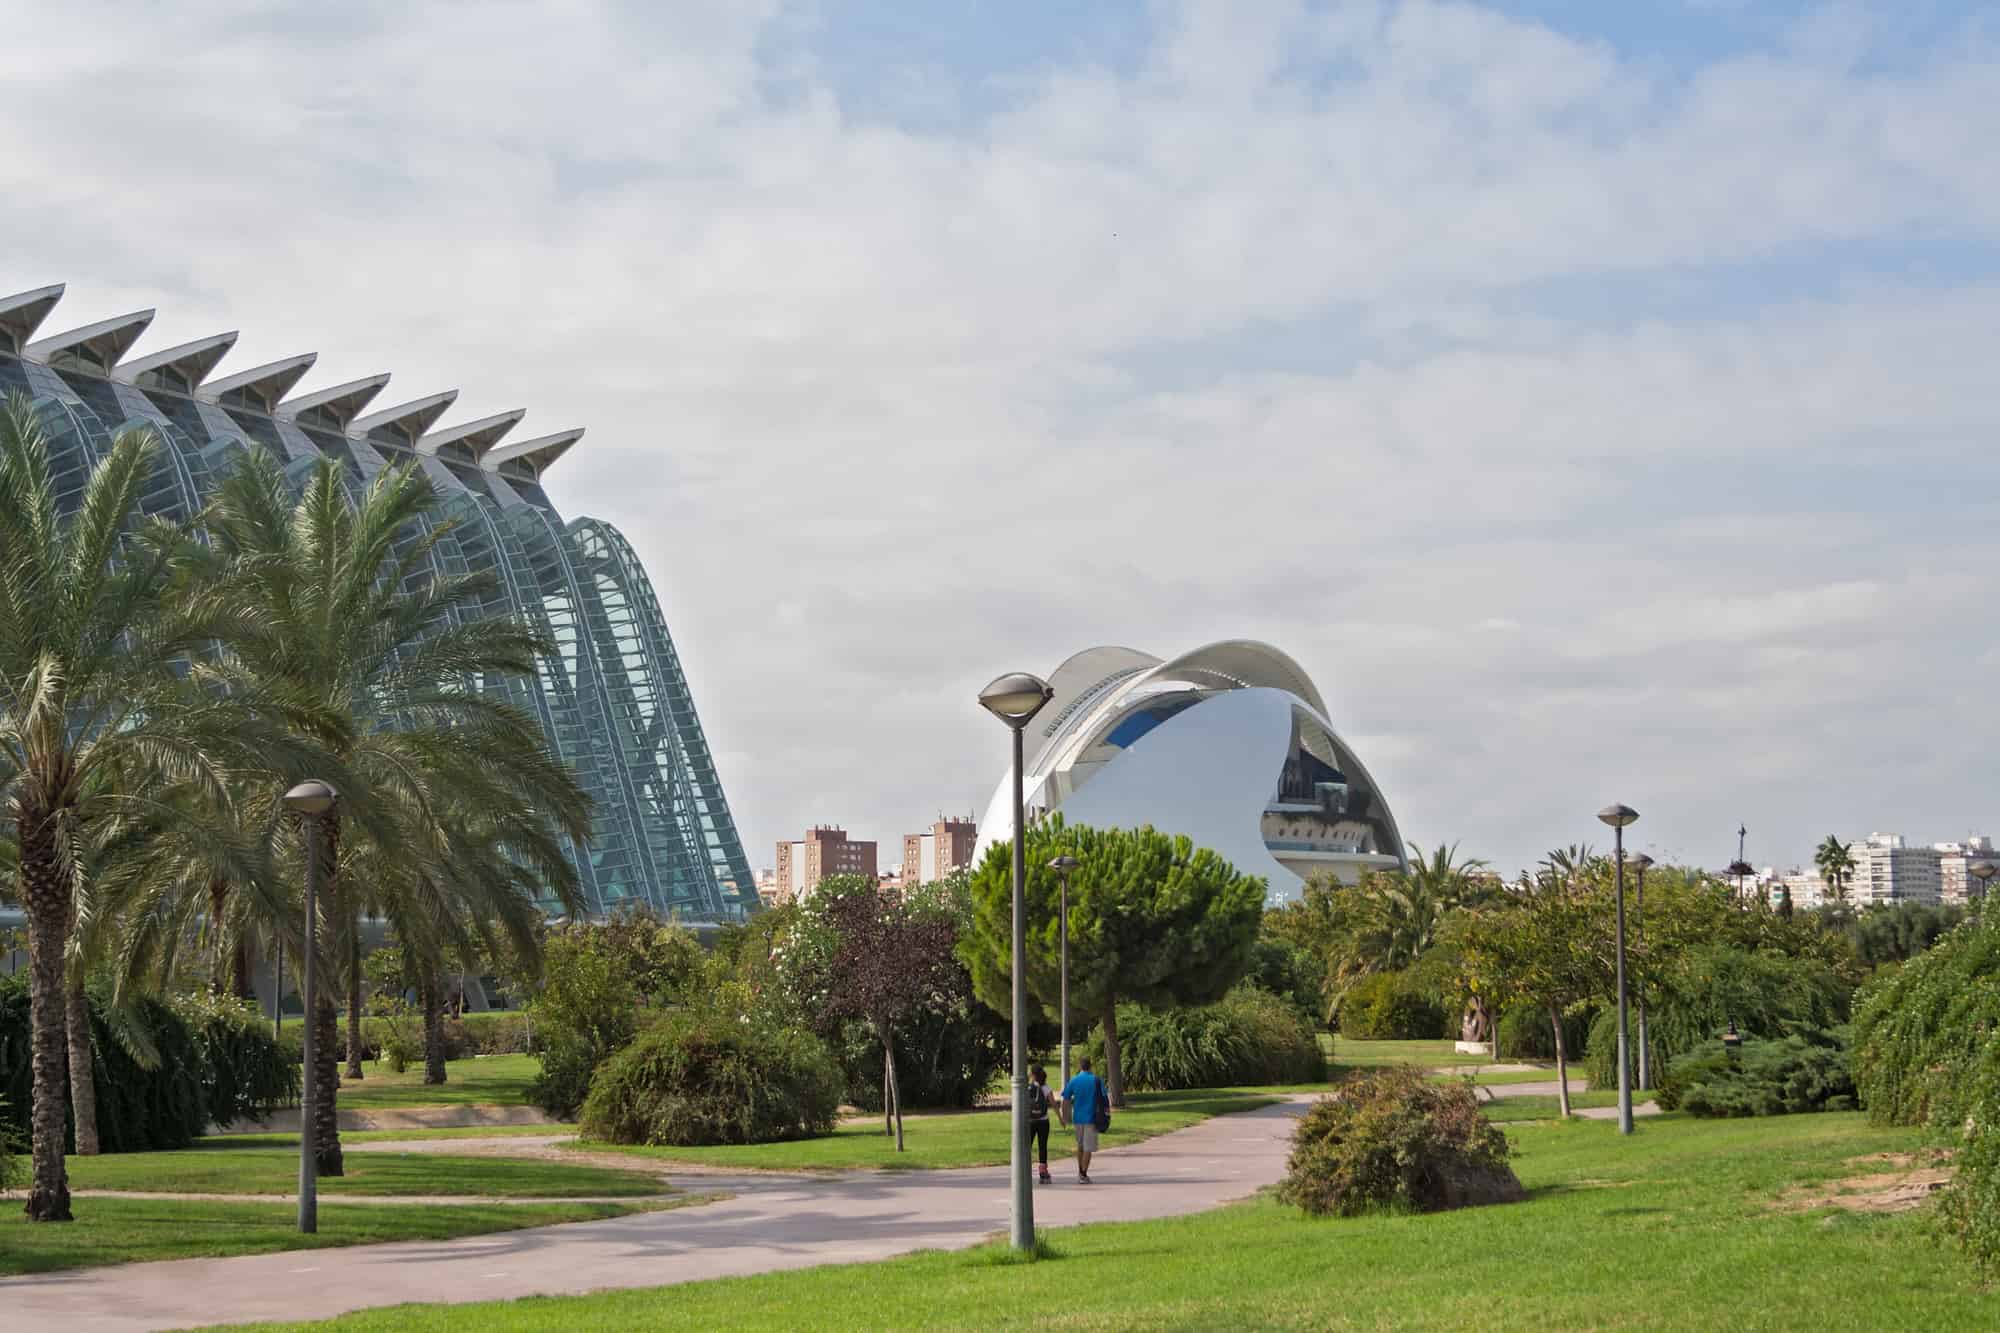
top-left (975, 640), bottom-right (1409, 903)
top-left (0, 284), bottom-right (757, 921)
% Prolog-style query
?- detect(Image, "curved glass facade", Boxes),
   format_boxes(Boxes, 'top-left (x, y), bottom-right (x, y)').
top-left (0, 292), bottom-right (756, 920)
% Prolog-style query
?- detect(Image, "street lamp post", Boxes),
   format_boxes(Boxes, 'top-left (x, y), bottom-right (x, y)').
top-left (1596, 803), bottom-right (1639, 1136)
top-left (283, 779), bottom-right (338, 1234)
top-left (1629, 852), bottom-right (1653, 1092)
top-left (1048, 854), bottom-right (1079, 1087)
top-left (979, 672), bottom-right (1053, 1253)
top-left (1970, 860), bottom-right (1997, 904)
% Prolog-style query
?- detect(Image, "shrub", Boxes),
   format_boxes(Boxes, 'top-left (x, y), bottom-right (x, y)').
top-left (1585, 945), bottom-right (1850, 1091)
top-left (181, 992), bottom-right (298, 1128)
top-left (833, 996), bottom-right (1008, 1111)
top-left (1337, 972), bottom-right (1446, 1041)
top-left (0, 1095), bottom-right (22, 1193)
top-left (1247, 936), bottom-right (1329, 1027)
top-left (1937, 1041), bottom-right (2000, 1270)
top-left (1086, 987), bottom-right (1326, 1092)
top-left (1852, 914), bottom-right (2000, 1128)
top-left (1278, 1066), bottom-right (1523, 1217)
top-left (579, 1009), bottom-right (843, 1146)
top-left (1654, 1027), bottom-right (1857, 1116)
top-left (527, 917), bottom-right (701, 1119)
top-left (1496, 1003), bottom-right (1595, 1062)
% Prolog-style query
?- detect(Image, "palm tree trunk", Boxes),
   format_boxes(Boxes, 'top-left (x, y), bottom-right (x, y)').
top-left (345, 926), bottom-right (365, 1080)
top-left (1102, 999), bottom-right (1125, 1108)
top-left (209, 877), bottom-right (230, 997)
top-left (19, 801), bottom-right (74, 1221)
top-left (64, 969), bottom-right (99, 1156)
top-left (311, 812), bottom-right (344, 1177)
top-left (423, 968), bottom-right (447, 1085)
top-left (1549, 1005), bottom-right (1573, 1118)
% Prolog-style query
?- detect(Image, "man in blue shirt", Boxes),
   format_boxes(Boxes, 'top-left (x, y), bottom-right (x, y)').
top-left (1059, 1057), bottom-right (1106, 1183)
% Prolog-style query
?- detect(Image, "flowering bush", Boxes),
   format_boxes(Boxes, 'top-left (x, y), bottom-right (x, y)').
top-left (1278, 1066), bottom-right (1521, 1217)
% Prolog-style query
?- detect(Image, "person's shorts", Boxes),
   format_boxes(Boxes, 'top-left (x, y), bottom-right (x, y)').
top-left (1075, 1124), bottom-right (1100, 1152)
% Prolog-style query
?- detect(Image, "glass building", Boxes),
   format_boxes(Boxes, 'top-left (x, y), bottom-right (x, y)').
top-left (0, 284), bottom-right (757, 920)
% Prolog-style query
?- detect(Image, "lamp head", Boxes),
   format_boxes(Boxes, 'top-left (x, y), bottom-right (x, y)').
top-left (1048, 854), bottom-right (1079, 873)
top-left (1628, 852), bottom-right (1654, 872)
top-left (978, 672), bottom-right (1053, 729)
top-left (282, 779), bottom-right (339, 817)
top-left (1596, 803), bottom-right (1639, 829)
top-left (1971, 861), bottom-right (1997, 883)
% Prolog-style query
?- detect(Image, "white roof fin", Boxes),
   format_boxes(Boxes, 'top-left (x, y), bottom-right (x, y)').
top-left (24, 309), bottom-right (156, 376)
top-left (348, 390), bottom-right (458, 448)
top-left (484, 427), bottom-right (584, 479)
top-left (418, 408), bottom-right (525, 463)
top-left (0, 284), bottom-right (65, 354)
top-left (201, 352), bottom-right (318, 413)
top-left (115, 330), bottom-right (239, 393)
top-left (278, 373), bottom-right (391, 433)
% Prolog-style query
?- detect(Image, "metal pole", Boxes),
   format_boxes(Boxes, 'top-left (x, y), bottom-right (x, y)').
top-left (1008, 724), bottom-right (1033, 1251)
top-left (1614, 831), bottom-right (1633, 1136)
top-left (1635, 862), bottom-right (1649, 1091)
top-left (1059, 869), bottom-right (1071, 1089)
top-left (298, 817), bottom-right (319, 1234)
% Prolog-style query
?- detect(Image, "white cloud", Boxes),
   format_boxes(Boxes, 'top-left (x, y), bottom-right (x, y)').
top-left (1, 0), bottom-right (1995, 877)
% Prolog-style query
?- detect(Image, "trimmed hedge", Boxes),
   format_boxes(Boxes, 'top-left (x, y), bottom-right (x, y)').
top-left (1279, 1066), bottom-right (1522, 1217)
top-left (1655, 1027), bottom-right (1856, 1117)
top-left (0, 978), bottom-right (295, 1151)
top-left (579, 1009), bottom-right (842, 1146)
top-left (1088, 986), bottom-right (1326, 1092)
top-left (330, 1010), bottom-right (536, 1063)
top-left (1337, 972), bottom-right (1447, 1041)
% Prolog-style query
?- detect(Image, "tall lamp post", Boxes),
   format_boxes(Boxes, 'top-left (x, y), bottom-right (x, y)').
top-left (1596, 803), bottom-right (1639, 1136)
top-left (283, 779), bottom-right (338, 1234)
top-left (1727, 824), bottom-right (1753, 907)
top-left (1048, 854), bottom-right (1079, 1087)
top-left (1628, 852), bottom-right (1653, 1091)
top-left (979, 671), bottom-right (1053, 1253)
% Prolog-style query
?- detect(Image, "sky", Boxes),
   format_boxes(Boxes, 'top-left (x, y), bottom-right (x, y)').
top-left (1, 0), bottom-right (1996, 880)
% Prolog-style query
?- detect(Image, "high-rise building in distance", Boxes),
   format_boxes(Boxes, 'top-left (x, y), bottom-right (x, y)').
top-left (0, 284), bottom-right (756, 920)
top-left (903, 817), bottom-right (978, 887)
top-left (771, 826), bottom-right (878, 902)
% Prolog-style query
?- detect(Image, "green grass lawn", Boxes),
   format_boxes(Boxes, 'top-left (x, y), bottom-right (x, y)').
top-left (569, 1089), bottom-right (1278, 1171)
top-left (1323, 1037), bottom-right (1494, 1068)
top-left (1480, 1089), bottom-right (1620, 1122)
top-left (0, 1197), bottom-right (663, 1278)
top-left (217, 1113), bottom-right (1995, 1331)
top-left (64, 1145), bottom-right (662, 1198)
top-left (318, 1054), bottom-right (540, 1110)
top-left (207, 1124), bottom-right (571, 1147)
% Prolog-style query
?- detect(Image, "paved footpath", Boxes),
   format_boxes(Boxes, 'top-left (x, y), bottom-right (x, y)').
top-left (2, 1098), bottom-right (1309, 1332)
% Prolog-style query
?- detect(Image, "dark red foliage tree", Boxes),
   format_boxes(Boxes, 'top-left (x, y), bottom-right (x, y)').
top-left (825, 885), bottom-right (963, 1150)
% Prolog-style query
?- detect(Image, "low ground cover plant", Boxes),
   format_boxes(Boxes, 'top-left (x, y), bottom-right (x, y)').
top-left (1091, 986), bottom-right (1325, 1091)
top-left (580, 1008), bottom-right (843, 1146)
top-left (1278, 1065), bottom-right (1521, 1217)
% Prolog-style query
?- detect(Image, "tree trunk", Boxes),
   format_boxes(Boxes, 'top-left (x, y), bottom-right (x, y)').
top-left (311, 812), bottom-right (344, 1177)
top-left (881, 1057), bottom-right (892, 1138)
top-left (1549, 1005), bottom-right (1572, 1118)
top-left (422, 968), bottom-right (447, 1085)
top-left (64, 970), bottom-right (99, 1156)
top-left (1102, 1000), bottom-right (1125, 1108)
top-left (886, 1024), bottom-right (904, 1153)
top-left (345, 927), bottom-right (365, 1080)
top-left (19, 801), bottom-right (74, 1220)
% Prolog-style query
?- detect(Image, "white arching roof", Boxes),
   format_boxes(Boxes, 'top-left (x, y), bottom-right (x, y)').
top-left (279, 373), bottom-right (390, 432)
top-left (0, 284), bottom-right (65, 354)
top-left (485, 427), bottom-right (584, 478)
top-left (203, 353), bottom-right (319, 413)
top-left (25, 309), bottom-right (155, 375)
top-left (115, 330), bottom-right (239, 392)
top-left (974, 639), bottom-right (1408, 899)
top-left (418, 408), bottom-right (524, 463)
top-left (350, 389), bottom-right (458, 446)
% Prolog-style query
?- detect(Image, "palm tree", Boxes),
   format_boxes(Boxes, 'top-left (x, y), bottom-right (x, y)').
top-left (0, 395), bottom-right (288, 1221)
top-left (1814, 835), bottom-right (1855, 907)
top-left (198, 448), bottom-right (587, 1173)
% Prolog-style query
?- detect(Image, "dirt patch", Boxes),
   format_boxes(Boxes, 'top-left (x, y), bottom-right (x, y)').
top-left (1777, 1162), bottom-right (1953, 1215)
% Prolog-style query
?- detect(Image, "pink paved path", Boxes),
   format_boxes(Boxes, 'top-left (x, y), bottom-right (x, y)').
top-left (1, 1099), bottom-right (1308, 1332)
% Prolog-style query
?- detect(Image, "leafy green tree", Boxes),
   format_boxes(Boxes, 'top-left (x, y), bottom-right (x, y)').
top-left (962, 818), bottom-right (1265, 1106)
top-left (0, 397), bottom-right (297, 1221)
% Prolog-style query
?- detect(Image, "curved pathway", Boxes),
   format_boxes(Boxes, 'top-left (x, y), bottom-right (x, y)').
top-left (1, 1098), bottom-right (1309, 1332)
